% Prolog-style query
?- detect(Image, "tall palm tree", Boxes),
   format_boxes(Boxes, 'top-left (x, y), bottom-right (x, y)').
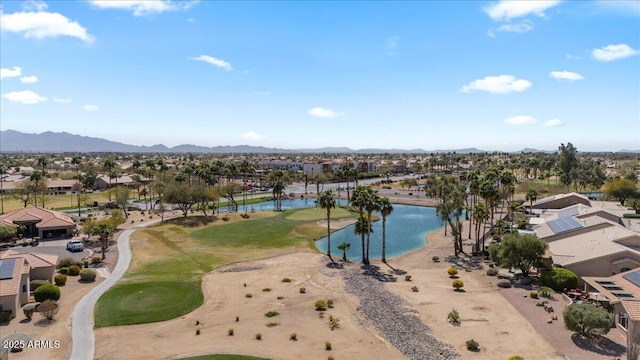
top-left (318, 189), bottom-right (336, 263)
top-left (36, 155), bottom-right (49, 207)
top-left (350, 186), bottom-right (368, 264)
top-left (29, 171), bottom-right (43, 207)
top-left (364, 187), bottom-right (380, 265)
top-left (473, 202), bottom-right (490, 252)
top-left (526, 188), bottom-right (539, 212)
top-left (239, 160), bottom-right (255, 213)
top-left (379, 197), bottom-right (393, 263)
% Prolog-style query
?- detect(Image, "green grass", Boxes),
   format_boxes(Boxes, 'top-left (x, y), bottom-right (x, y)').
top-left (178, 355), bottom-right (269, 360)
top-left (94, 280), bottom-right (203, 327)
top-left (284, 206), bottom-right (356, 221)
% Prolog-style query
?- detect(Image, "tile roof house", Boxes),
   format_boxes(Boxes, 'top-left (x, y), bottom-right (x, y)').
top-left (531, 192), bottom-right (590, 210)
top-left (0, 207), bottom-right (76, 239)
top-left (0, 257), bottom-right (30, 320)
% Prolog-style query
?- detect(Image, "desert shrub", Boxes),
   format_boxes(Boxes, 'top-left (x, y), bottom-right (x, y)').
top-left (38, 300), bottom-right (59, 321)
top-left (196, 328), bottom-right (200, 335)
top-left (328, 357), bottom-right (334, 360)
top-left (236, 316), bottom-right (239, 322)
top-left (411, 286), bottom-right (419, 292)
top-left (30, 279), bottom-right (50, 291)
top-left (80, 269), bottom-right (97, 281)
top-left (262, 288), bottom-right (271, 292)
top-left (466, 339), bottom-right (480, 351)
top-left (486, 268), bottom-right (498, 276)
top-left (228, 328), bottom-right (234, 336)
top-left (266, 322), bottom-right (278, 327)
top-left (290, 332), bottom-right (297, 340)
top-left (59, 267), bottom-right (69, 275)
top-left (277, 296), bottom-right (284, 300)
top-left (282, 278), bottom-right (292, 283)
top-left (447, 268), bottom-right (458, 277)
top-left (329, 316), bottom-right (340, 330)
top-left (23, 303), bottom-right (38, 319)
top-left (315, 300), bottom-right (327, 311)
top-left (54, 274), bottom-right (67, 286)
top-left (452, 279), bottom-right (464, 290)
top-left (255, 333), bottom-right (262, 340)
top-left (541, 268), bottom-right (578, 291)
top-left (325, 341), bottom-right (332, 351)
top-left (265, 311), bottom-right (279, 318)
top-left (83, 260), bottom-right (89, 268)
top-left (34, 283), bottom-right (61, 302)
top-left (0, 310), bottom-right (12, 323)
top-left (91, 256), bottom-right (102, 264)
top-left (299, 287), bottom-right (306, 294)
top-left (563, 303), bottom-right (614, 337)
top-left (508, 357), bottom-right (525, 360)
top-left (68, 265), bottom-right (81, 276)
top-left (537, 286), bottom-right (555, 298)
top-left (447, 309), bottom-right (460, 325)
top-left (57, 257), bottom-right (76, 269)
top-left (76, 260), bottom-right (85, 268)
top-left (530, 291), bottom-right (539, 299)
top-left (405, 275), bottom-right (412, 281)
top-left (245, 293), bottom-right (253, 298)
top-left (497, 279), bottom-right (511, 288)
top-left (432, 256), bottom-right (440, 262)
top-left (327, 299), bottom-right (334, 308)
top-left (487, 243), bottom-right (501, 263)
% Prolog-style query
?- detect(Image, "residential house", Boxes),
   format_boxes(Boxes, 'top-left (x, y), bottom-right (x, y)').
top-left (0, 207), bottom-right (76, 239)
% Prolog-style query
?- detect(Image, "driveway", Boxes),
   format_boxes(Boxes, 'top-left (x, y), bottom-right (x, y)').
top-left (70, 219), bottom-right (161, 360)
top-left (0, 239), bottom-right (90, 261)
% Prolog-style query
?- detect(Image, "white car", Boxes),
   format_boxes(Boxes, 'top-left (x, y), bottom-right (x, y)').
top-left (66, 240), bottom-right (84, 252)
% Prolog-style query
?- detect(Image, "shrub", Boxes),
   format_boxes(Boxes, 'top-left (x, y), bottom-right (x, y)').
top-left (530, 291), bottom-right (539, 299)
top-left (325, 341), bottom-right (332, 350)
top-left (57, 257), bottom-right (76, 269)
top-left (23, 303), bottom-right (38, 319)
top-left (563, 303), bottom-right (614, 337)
top-left (432, 256), bottom-right (440, 262)
top-left (497, 279), bottom-right (511, 288)
top-left (299, 287), bottom-right (306, 294)
top-left (541, 268), bottom-right (578, 291)
top-left (265, 311), bottom-right (279, 318)
top-left (76, 260), bottom-right (85, 268)
top-left (411, 286), bottom-right (419, 292)
top-left (38, 299), bottom-right (59, 320)
top-left (486, 268), bottom-right (498, 276)
top-left (537, 286), bottom-right (555, 298)
top-left (68, 265), bottom-right (81, 276)
top-left (0, 310), bottom-right (12, 323)
top-left (329, 315), bottom-right (340, 330)
top-left (447, 268), bottom-right (458, 277)
top-left (466, 339), bottom-right (480, 351)
top-left (91, 256), bottom-right (102, 264)
top-left (245, 293), bottom-right (253, 298)
top-left (315, 300), bottom-right (327, 311)
top-left (54, 274), bottom-right (67, 286)
top-left (228, 328), bottom-right (234, 336)
top-left (30, 279), bottom-right (50, 291)
top-left (34, 283), bottom-right (61, 302)
top-left (80, 269), bottom-right (97, 282)
top-left (266, 322), bottom-right (278, 327)
top-left (255, 333), bottom-right (262, 340)
top-left (277, 296), bottom-right (284, 300)
top-left (327, 299), bottom-right (334, 308)
top-left (282, 278), bottom-right (292, 283)
top-left (508, 357), bottom-right (525, 360)
top-left (290, 332), bottom-right (297, 341)
top-left (262, 288), bottom-right (271, 292)
top-left (405, 275), bottom-right (412, 281)
top-left (452, 279), bottom-right (464, 290)
top-left (83, 260), bottom-right (89, 268)
top-left (447, 309), bottom-right (460, 325)
top-left (59, 267), bottom-right (69, 275)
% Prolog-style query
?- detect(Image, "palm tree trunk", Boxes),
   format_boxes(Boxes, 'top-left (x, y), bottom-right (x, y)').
top-left (382, 217), bottom-right (387, 263)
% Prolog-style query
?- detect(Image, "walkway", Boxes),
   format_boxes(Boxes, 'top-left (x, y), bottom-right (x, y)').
top-left (70, 220), bottom-right (161, 360)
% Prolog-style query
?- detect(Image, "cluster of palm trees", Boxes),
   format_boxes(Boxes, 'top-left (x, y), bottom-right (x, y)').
top-left (318, 185), bottom-right (393, 266)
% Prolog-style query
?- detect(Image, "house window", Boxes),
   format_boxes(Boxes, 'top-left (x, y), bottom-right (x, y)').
top-left (619, 313), bottom-right (629, 330)
top-left (22, 284), bottom-right (27, 293)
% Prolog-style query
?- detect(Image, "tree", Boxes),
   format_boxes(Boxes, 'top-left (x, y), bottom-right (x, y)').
top-left (497, 233), bottom-right (548, 278)
top-left (604, 178), bottom-right (638, 206)
top-left (103, 156), bottom-right (117, 198)
top-left (29, 171), bottom-right (44, 207)
top-left (114, 186), bottom-right (130, 218)
top-left (337, 242), bottom-right (350, 262)
top-left (472, 202), bottom-right (490, 252)
top-left (0, 225), bottom-right (17, 242)
top-left (38, 299), bottom-right (59, 321)
top-left (525, 188), bottom-right (539, 210)
top-left (379, 197), bottom-right (393, 263)
top-left (269, 170), bottom-right (291, 211)
top-left (163, 182), bottom-right (201, 218)
top-left (95, 222), bottom-right (115, 260)
top-left (36, 155), bottom-right (49, 207)
top-left (351, 185), bottom-right (369, 264)
top-left (363, 188), bottom-right (381, 265)
top-left (318, 190), bottom-right (336, 263)
top-left (71, 155), bottom-right (83, 217)
top-left (10, 180), bottom-right (36, 208)
top-left (558, 143), bottom-right (578, 191)
top-left (563, 303), bottom-right (614, 337)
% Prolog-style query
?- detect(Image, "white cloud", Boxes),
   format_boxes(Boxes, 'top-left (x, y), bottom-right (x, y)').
top-left (0, 66), bottom-right (22, 79)
top-left (565, 53), bottom-right (581, 60)
top-left (549, 71), bottom-right (584, 81)
top-left (460, 75), bottom-right (532, 94)
top-left (497, 20), bottom-right (533, 33)
top-left (89, 0), bottom-right (197, 17)
top-left (53, 97), bottom-right (72, 103)
top-left (191, 55), bottom-right (233, 71)
top-left (2, 90), bottom-right (47, 104)
top-left (0, 9), bottom-right (93, 42)
top-left (485, 0), bottom-right (561, 21)
top-left (19, 75), bottom-right (38, 83)
top-left (504, 115), bottom-right (537, 125)
top-left (308, 107), bottom-right (343, 119)
top-left (241, 131), bottom-right (265, 140)
top-left (84, 104), bottom-right (99, 111)
top-left (592, 44), bottom-right (640, 61)
top-left (593, 1), bottom-right (640, 16)
top-left (22, 1), bottom-right (48, 11)
top-left (544, 118), bottom-right (562, 127)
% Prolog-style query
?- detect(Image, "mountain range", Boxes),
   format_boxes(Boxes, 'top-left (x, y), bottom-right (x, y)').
top-left (0, 130), bottom-right (637, 154)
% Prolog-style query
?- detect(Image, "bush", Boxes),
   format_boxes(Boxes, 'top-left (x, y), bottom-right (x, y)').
top-left (290, 332), bottom-right (297, 341)
top-left (23, 303), bottom-right (38, 319)
top-left (266, 322), bottom-right (278, 327)
top-left (68, 265), bottom-right (81, 276)
top-left (563, 303), bottom-right (614, 337)
top-left (83, 260), bottom-right (89, 268)
top-left (255, 333), bottom-right (262, 340)
top-left (325, 341), bottom-right (332, 350)
top-left (508, 357), bottom-right (525, 360)
top-left (57, 257), bottom-right (76, 269)
top-left (447, 309), bottom-right (460, 325)
top-left (447, 268), bottom-right (458, 277)
top-left (228, 328), bottom-right (234, 336)
top-left (329, 316), bottom-right (340, 330)
top-left (537, 286), bottom-right (555, 298)
top-left (405, 275), bottom-right (412, 281)
top-left (432, 256), bottom-right (440, 262)
top-left (282, 278), bottom-right (292, 283)
top-left (486, 268), bottom-right (498, 276)
top-left (541, 268), bottom-right (578, 291)
top-left (262, 288), bottom-right (271, 292)
top-left (59, 267), bottom-right (69, 275)
top-left (265, 311), bottom-right (279, 318)
top-left (299, 287), bottom-right (306, 294)
top-left (0, 310), bottom-right (13, 323)
top-left (80, 269), bottom-right (97, 281)
top-left (530, 291), bottom-right (539, 299)
top-left (30, 279), bottom-right (50, 291)
top-left (91, 256), bottom-right (102, 264)
top-left (245, 293), bottom-right (253, 298)
top-left (411, 286), bottom-right (419, 292)
top-left (315, 300), bottom-right (327, 311)
top-left (466, 339), bottom-right (480, 351)
top-left (327, 299), bottom-right (334, 308)
top-left (34, 283), bottom-right (61, 302)
top-left (54, 274), bottom-right (67, 286)
top-left (497, 279), bottom-right (512, 288)
top-left (452, 280), bottom-right (464, 290)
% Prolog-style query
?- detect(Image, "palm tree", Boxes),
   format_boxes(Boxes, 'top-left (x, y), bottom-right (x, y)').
top-left (71, 155), bottom-right (83, 217)
top-left (318, 189), bottom-right (336, 263)
top-left (526, 188), bottom-right (539, 213)
top-left (350, 186), bottom-right (368, 264)
top-left (379, 197), bottom-right (393, 263)
top-left (0, 163), bottom-right (5, 214)
top-left (364, 187), bottom-right (381, 265)
top-left (239, 160), bottom-right (255, 213)
top-left (29, 171), bottom-right (43, 207)
top-left (337, 242), bottom-right (350, 262)
top-left (473, 202), bottom-right (490, 252)
top-left (36, 155), bottom-right (49, 207)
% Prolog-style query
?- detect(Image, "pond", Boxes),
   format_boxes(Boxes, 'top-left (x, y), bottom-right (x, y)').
top-left (315, 204), bottom-right (443, 261)
top-left (237, 197), bottom-right (347, 212)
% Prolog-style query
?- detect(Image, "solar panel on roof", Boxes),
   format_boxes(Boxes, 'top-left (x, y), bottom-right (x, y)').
top-left (0, 259), bottom-right (16, 280)
top-left (547, 217), bottom-right (583, 234)
top-left (623, 270), bottom-right (640, 288)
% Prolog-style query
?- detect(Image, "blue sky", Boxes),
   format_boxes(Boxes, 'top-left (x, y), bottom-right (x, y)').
top-left (1, 0), bottom-right (639, 152)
